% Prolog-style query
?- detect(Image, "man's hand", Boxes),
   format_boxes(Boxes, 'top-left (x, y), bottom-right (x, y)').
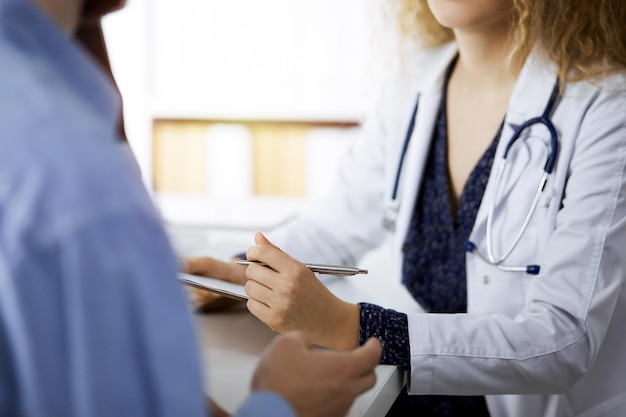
top-left (207, 398), bottom-right (230, 417)
top-left (252, 332), bottom-right (382, 417)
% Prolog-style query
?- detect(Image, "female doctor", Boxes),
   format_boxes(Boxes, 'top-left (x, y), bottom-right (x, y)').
top-left (184, 0), bottom-right (626, 415)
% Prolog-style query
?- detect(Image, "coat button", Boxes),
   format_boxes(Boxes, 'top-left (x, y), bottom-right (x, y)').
top-left (483, 275), bottom-right (490, 284)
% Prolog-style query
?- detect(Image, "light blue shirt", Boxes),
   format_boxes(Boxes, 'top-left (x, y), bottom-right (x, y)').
top-left (0, 1), bottom-right (294, 416)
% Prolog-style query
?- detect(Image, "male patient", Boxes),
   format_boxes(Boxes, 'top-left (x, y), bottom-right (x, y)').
top-left (0, 0), bottom-right (382, 416)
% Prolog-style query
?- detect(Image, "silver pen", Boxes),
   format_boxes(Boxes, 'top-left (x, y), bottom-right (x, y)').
top-left (236, 260), bottom-right (368, 276)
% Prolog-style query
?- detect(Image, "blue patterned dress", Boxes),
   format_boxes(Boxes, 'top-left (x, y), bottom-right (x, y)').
top-left (359, 57), bottom-right (500, 416)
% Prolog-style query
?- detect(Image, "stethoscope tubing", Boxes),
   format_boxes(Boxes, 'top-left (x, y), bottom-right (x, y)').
top-left (501, 82), bottom-right (560, 174)
top-left (382, 95), bottom-right (420, 232)
top-left (390, 96), bottom-right (420, 201)
top-left (385, 76), bottom-right (561, 275)
top-left (472, 79), bottom-right (560, 274)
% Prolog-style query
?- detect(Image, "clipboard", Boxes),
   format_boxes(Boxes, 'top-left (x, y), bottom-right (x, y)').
top-left (179, 260), bottom-right (367, 302)
top-left (179, 272), bottom-right (248, 301)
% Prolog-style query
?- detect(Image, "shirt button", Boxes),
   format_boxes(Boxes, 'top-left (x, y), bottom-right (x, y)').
top-left (483, 275), bottom-right (490, 284)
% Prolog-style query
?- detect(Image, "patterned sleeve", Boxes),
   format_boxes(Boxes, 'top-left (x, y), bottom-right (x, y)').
top-left (358, 303), bottom-right (411, 370)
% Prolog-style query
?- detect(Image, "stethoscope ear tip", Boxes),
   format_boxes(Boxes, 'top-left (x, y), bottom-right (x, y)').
top-left (526, 265), bottom-right (540, 275)
top-left (464, 241), bottom-right (477, 252)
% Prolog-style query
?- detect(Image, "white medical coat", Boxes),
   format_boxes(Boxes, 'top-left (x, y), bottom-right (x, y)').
top-left (268, 43), bottom-right (626, 417)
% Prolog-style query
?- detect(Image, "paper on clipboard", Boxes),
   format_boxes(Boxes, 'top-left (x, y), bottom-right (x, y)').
top-left (179, 272), bottom-right (248, 301)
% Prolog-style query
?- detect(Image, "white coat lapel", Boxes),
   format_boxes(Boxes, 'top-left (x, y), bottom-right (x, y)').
top-left (393, 90), bottom-right (442, 251)
top-left (394, 44), bottom-right (459, 251)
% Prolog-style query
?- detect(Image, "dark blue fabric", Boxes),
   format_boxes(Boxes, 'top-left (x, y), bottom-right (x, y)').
top-left (400, 99), bottom-right (500, 314)
top-left (358, 302), bottom-right (410, 370)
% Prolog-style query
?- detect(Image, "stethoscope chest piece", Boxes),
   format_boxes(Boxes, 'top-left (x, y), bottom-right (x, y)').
top-left (382, 200), bottom-right (400, 232)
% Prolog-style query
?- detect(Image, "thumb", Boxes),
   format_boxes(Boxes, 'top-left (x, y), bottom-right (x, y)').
top-left (254, 232), bottom-right (274, 246)
top-left (254, 231), bottom-right (272, 245)
top-left (254, 232), bottom-right (284, 253)
top-left (352, 337), bottom-right (382, 372)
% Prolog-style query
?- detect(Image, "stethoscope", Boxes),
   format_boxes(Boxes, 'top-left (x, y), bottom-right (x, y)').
top-left (383, 79), bottom-right (561, 275)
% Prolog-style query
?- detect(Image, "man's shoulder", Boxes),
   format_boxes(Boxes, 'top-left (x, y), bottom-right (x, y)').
top-left (0, 119), bottom-right (150, 245)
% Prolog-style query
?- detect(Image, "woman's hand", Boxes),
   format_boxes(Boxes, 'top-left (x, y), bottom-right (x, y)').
top-left (243, 232), bottom-right (360, 351)
top-left (182, 256), bottom-right (247, 312)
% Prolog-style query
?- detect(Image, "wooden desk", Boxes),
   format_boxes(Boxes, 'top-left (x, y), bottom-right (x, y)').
top-left (164, 214), bottom-right (423, 416)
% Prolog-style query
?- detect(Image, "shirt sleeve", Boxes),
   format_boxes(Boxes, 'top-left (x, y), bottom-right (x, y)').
top-left (358, 303), bottom-right (410, 370)
top-left (1, 200), bottom-right (208, 417)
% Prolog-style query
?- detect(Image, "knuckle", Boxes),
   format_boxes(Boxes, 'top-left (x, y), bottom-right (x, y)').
top-left (282, 280), bottom-right (297, 297)
top-left (271, 315), bottom-right (289, 332)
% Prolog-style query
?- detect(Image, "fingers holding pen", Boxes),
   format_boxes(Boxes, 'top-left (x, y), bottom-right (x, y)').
top-left (243, 233), bottom-right (337, 338)
top-left (244, 232), bottom-right (312, 302)
top-left (244, 248), bottom-right (316, 331)
top-left (245, 232), bottom-right (298, 275)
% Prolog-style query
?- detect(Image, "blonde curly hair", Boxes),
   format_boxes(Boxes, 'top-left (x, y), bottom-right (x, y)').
top-left (393, 0), bottom-right (626, 82)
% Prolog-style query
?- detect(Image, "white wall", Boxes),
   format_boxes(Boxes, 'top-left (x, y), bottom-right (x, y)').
top-left (102, 0), bottom-right (152, 189)
top-left (102, 1), bottom-right (398, 196)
